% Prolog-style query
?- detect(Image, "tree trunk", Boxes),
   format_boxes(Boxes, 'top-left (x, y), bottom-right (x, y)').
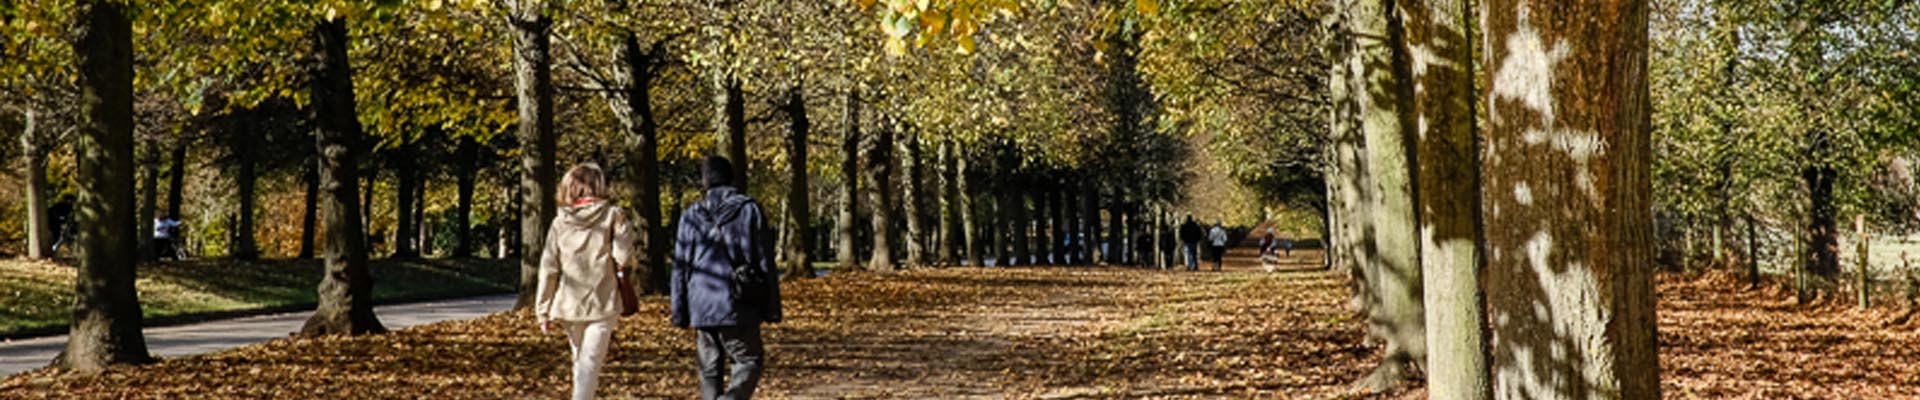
top-left (1052, 186), bottom-right (1068, 264)
top-left (1106, 190), bottom-right (1125, 265)
top-left (1747, 215), bottom-right (1760, 288)
top-left (1084, 178), bottom-right (1103, 264)
top-left (56, 0), bottom-right (153, 371)
top-left (1326, 0), bottom-right (1370, 317)
top-left (232, 112), bottom-right (259, 260)
top-left (780, 84), bottom-right (814, 279)
top-left (299, 17), bottom-right (385, 336)
top-left (393, 136), bottom-right (417, 259)
top-left (866, 117), bottom-right (895, 271)
top-left (836, 91), bottom-right (861, 270)
top-left (959, 151), bottom-right (980, 267)
top-left (1805, 130), bottom-right (1840, 280)
top-left (298, 161), bottom-right (320, 258)
top-left (903, 129), bottom-right (926, 268)
top-left (937, 140), bottom-right (958, 265)
top-left (511, 11), bottom-right (558, 310)
top-left (1063, 186), bottom-right (1080, 265)
top-left (1340, 0), bottom-right (1426, 391)
top-left (1403, 0), bottom-right (1490, 396)
top-left (1481, 0), bottom-right (1660, 396)
top-left (714, 76), bottom-right (748, 191)
top-left (167, 134), bottom-right (186, 221)
top-left (138, 142), bottom-right (158, 262)
top-left (22, 111), bottom-right (52, 259)
top-left (607, 33), bottom-right (669, 292)
top-left (454, 136), bottom-right (477, 258)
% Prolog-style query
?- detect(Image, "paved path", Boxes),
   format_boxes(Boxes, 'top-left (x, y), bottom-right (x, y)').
top-left (0, 294), bottom-right (516, 377)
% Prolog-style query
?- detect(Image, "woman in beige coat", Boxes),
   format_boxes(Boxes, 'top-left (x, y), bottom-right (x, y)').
top-left (536, 163), bottom-right (635, 400)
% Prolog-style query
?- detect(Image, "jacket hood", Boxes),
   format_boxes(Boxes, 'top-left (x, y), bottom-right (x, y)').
top-left (558, 200), bottom-right (616, 228)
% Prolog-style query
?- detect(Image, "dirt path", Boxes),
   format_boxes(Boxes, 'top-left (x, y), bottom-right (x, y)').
top-left (3, 244), bottom-right (1395, 399)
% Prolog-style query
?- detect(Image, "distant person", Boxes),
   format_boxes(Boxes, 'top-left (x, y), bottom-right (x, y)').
top-left (153, 214), bottom-right (184, 260)
top-left (1259, 228), bottom-right (1276, 269)
top-left (1282, 235), bottom-right (1294, 257)
top-left (673, 156), bottom-right (783, 400)
top-left (49, 199), bottom-right (73, 254)
top-left (1178, 216), bottom-right (1203, 271)
top-left (1208, 221), bottom-right (1228, 271)
top-left (534, 163), bottom-right (636, 400)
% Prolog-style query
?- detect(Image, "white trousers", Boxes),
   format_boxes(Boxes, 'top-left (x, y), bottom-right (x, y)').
top-left (564, 317), bottom-right (619, 400)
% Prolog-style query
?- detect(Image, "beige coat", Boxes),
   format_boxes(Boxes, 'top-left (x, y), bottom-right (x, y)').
top-left (536, 201), bottom-right (636, 323)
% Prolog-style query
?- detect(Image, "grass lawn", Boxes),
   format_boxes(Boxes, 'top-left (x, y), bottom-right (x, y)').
top-left (0, 257), bottom-right (517, 338)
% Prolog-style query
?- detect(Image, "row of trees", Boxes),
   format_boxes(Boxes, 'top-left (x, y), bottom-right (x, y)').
top-left (1, 0), bottom-right (1213, 372)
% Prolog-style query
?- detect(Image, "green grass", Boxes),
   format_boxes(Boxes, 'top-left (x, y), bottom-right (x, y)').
top-left (0, 257), bottom-right (517, 337)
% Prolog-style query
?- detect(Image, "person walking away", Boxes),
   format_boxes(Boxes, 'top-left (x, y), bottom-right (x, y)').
top-left (1259, 228), bottom-right (1276, 270)
top-left (1208, 221), bottom-right (1229, 271)
top-left (153, 214), bottom-right (184, 260)
top-left (1178, 216), bottom-right (1203, 271)
top-left (1282, 235), bottom-right (1294, 257)
top-left (534, 164), bottom-right (636, 400)
top-left (673, 156), bottom-right (784, 400)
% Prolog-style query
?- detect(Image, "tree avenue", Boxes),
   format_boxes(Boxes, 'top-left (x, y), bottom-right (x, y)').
top-left (0, 0), bottom-right (1916, 397)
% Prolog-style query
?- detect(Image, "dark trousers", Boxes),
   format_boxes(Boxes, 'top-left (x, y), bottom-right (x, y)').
top-left (1210, 246), bottom-right (1226, 271)
top-left (154, 238), bottom-right (175, 260)
top-left (697, 324), bottom-right (765, 400)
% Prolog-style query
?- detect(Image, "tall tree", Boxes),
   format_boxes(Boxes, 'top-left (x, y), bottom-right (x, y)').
top-left (1341, 0), bottom-right (1427, 391)
top-left (1403, 0), bottom-right (1490, 397)
top-left (56, 0), bottom-right (153, 371)
top-left (780, 84), bottom-right (814, 278)
top-left (903, 128), bottom-right (926, 268)
top-left (714, 76), bottom-right (748, 190)
top-left (230, 110), bottom-right (260, 260)
top-left (22, 110), bottom-right (52, 259)
top-left (300, 161), bottom-right (320, 259)
top-left (836, 91), bottom-right (862, 270)
top-left (1480, 0), bottom-right (1660, 397)
top-left (454, 136), bottom-right (478, 258)
top-left (959, 149), bottom-right (980, 266)
top-left (392, 133), bottom-right (419, 259)
top-left (867, 115), bottom-right (896, 271)
top-left (300, 16), bottom-right (385, 336)
top-left (508, 2), bottom-right (558, 310)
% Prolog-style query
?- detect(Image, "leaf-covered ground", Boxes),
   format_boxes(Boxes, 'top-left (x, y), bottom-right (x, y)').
top-left (4, 247), bottom-right (1918, 398)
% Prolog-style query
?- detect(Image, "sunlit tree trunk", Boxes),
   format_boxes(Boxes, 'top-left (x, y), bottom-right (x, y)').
top-left (300, 17), bottom-right (385, 336)
top-left (959, 151), bottom-right (980, 267)
top-left (837, 92), bottom-right (862, 270)
top-left (1480, 0), bottom-right (1660, 397)
top-left (510, 10), bottom-right (558, 310)
top-left (780, 84), bottom-right (814, 279)
top-left (22, 111), bottom-right (52, 259)
top-left (1404, 0), bottom-right (1491, 396)
top-left (56, 0), bottom-right (153, 371)
top-left (937, 139), bottom-right (958, 265)
top-left (903, 129), bottom-right (926, 268)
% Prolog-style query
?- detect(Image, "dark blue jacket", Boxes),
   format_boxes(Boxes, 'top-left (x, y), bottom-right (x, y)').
top-left (670, 186), bottom-right (783, 328)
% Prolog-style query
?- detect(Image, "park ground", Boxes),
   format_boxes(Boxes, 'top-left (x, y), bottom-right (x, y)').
top-left (6, 246), bottom-right (1920, 398)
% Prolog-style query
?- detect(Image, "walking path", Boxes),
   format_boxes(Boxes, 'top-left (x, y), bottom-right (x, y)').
top-left (0, 294), bottom-right (515, 377)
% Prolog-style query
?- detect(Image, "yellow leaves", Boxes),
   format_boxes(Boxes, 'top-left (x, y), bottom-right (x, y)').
top-left (1134, 0), bottom-right (1158, 16)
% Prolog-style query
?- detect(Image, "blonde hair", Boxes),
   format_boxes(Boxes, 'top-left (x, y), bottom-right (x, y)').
top-left (558, 163), bottom-right (607, 205)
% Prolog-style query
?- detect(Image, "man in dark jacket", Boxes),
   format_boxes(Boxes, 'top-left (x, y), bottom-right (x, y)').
top-left (672, 156), bottom-right (783, 400)
top-left (1178, 216), bottom-right (1203, 271)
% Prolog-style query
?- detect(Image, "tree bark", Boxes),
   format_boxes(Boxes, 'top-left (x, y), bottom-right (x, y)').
top-left (959, 151), bottom-right (980, 267)
top-left (937, 139), bottom-right (958, 265)
top-left (167, 135), bottom-right (186, 222)
top-left (300, 160), bottom-right (320, 259)
top-left (836, 91), bottom-right (861, 270)
top-left (1339, 0), bottom-right (1427, 391)
top-left (299, 17), bottom-right (385, 336)
top-left (1063, 184), bottom-right (1080, 265)
top-left (714, 76), bottom-right (748, 191)
top-left (231, 111), bottom-right (259, 260)
top-left (1804, 129), bottom-right (1839, 280)
top-left (903, 129), bottom-right (926, 268)
top-left (510, 11), bottom-right (558, 310)
top-left (22, 111), bottom-right (52, 259)
top-left (866, 117), bottom-right (896, 271)
top-left (56, 0), bottom-right (153, 371)
top-left (1084, 177), bottom-right (1103, 265)
top-left (780, 84), bottom-right (814, 279)
top-left (393, 135), bottom-right (418, 259)
top-left (1480, 0), bottom-right (1660, 397)
top-left (138, 142), bottom-right (158, 262)
top-left (608, 32), bottom-right (669, 292)
top-left (1404, 0), bottom-right (1491, 396)
top-left (454, 136), bottom-right (477, 258)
